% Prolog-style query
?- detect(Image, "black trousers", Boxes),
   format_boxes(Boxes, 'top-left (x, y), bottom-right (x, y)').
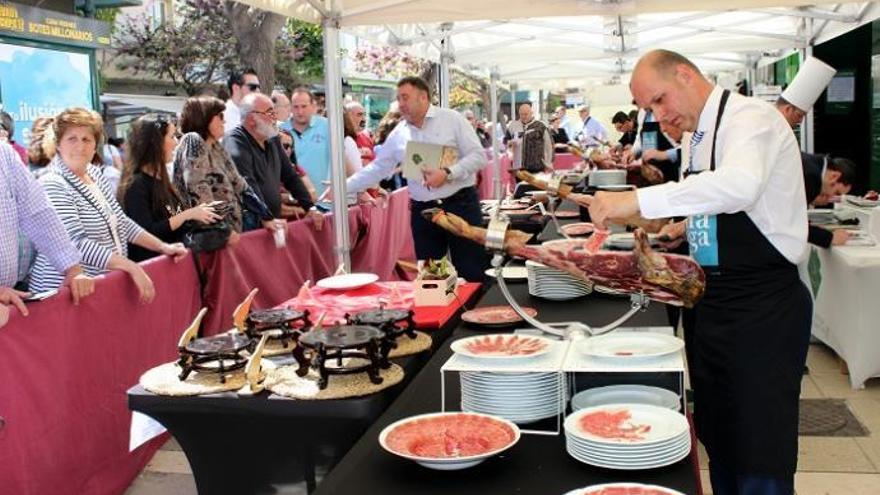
top-left (409, 187), bottom-right (489, 283)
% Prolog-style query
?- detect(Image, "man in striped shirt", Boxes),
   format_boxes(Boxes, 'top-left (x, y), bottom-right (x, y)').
top-left (0, 143), bottom-right (94, 326)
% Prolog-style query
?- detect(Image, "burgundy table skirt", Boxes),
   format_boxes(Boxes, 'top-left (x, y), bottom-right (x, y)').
top-left (0, 189), bottom-right (417, 495)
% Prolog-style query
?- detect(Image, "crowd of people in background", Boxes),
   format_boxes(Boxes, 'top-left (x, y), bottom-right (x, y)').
top-left (0, 66), bottom-right (863, 328)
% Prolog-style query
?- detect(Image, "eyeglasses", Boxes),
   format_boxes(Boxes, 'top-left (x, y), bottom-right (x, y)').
top-left (252, 108), bottom-right (277, 119)
top-left (245, 83), bottom-right (261, 91)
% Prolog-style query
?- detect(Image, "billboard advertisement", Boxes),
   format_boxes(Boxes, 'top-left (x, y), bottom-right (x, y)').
top-left (0, 41), bottom-right (96, 145)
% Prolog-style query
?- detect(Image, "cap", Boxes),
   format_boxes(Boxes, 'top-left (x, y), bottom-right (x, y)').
top-left (781, 57), bottom-right (836, 112)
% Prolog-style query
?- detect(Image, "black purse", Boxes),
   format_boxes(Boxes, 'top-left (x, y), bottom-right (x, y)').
top-left (183, 220), bottom-right (232, 252)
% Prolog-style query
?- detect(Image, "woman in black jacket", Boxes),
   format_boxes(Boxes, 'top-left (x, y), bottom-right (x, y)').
top-left (119, 114), bottom-right (220, 261)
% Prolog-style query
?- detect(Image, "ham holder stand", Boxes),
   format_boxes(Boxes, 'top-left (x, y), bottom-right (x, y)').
top-left (485, 175), bottom-right (650, 340)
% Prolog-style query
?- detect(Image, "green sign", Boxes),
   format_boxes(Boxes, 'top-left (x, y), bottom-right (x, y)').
top-left (0, 2), bottom-right (111, 49)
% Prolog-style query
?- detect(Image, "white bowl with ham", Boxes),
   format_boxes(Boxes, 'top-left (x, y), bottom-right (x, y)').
top-left (379, 412), bottom-right (521, 470)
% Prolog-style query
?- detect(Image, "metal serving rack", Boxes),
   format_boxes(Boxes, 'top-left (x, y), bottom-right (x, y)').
top-left (440, 340), bottom-right (569, 436)
top-left (560, 326), bottom-right (687, 413)
top-left (485, 212), bottom-right (649, 339)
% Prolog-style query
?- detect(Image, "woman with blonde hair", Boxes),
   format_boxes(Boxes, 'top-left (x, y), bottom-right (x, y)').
top-left (26, 117), bottom-right (55, 179)
top-left (29, 108), bottom-right (187, 302)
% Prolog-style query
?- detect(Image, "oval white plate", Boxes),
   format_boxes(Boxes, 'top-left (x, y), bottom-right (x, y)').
top-left (571, 385), bottom-right (681, 412)
top-left (562, 482), bottom-right (686, 495)
top-left (564, 403), bottom-right (690, 446)
top-left (451, 334), bottom-right (554, 360)
top-left (316, 272), bottom-right (379, 290)
top-left (378, 412), bottom-right (520, 470)
top-left (579, 332), bottom-right (684, 360)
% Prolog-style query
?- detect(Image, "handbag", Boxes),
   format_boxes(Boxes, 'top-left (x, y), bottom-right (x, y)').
top-left (183, 220), bottom-right (232, 253)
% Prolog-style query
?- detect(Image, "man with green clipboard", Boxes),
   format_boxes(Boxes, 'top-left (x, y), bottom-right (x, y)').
top-left (590, 50), bottom-right (810, 495)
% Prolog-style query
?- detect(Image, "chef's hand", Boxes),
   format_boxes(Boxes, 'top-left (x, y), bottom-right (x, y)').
top-left (621, 149), bottom-right (635, 164)
top-left (423, 168), bottom-right (449, 189)
top-left (657, 221), bottom-right (687, 250)
top-left (831, 229), bottom-right (852, 246)
top-left (588, 190), bottom-right (640, 230)
top-left (642, 149), bottom-right (667, 163)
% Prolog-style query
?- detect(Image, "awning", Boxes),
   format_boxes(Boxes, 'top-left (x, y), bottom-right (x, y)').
top-left (100, 93), bottom-right (187, 117)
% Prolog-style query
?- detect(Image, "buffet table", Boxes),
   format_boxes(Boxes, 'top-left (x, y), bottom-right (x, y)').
top-left (813, 242), bottom-right (880, 388)
top-left (127, 286), bottom-right (480, 495)
top-left (314, 283), bottom-right (701, 495)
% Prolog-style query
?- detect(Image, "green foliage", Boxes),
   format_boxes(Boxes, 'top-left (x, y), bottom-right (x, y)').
top-left (275, 18), bottom-right (324, 89)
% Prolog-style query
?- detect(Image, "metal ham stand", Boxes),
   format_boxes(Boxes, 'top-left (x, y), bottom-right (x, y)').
top-left (487, 174), bottom-right (649, 340)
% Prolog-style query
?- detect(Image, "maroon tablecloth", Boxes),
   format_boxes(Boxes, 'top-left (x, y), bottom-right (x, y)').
top-left (0, 189), bottom-right (419, 495)
top-left (478, 153), bottom-right (582, 200)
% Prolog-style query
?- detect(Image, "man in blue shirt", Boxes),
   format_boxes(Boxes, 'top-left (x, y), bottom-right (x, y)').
top-left (288, 88), bottom-right (331, 199)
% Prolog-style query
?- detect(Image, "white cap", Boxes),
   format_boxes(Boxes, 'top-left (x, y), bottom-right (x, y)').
top-left (781, 57), bottom-right (836, 112)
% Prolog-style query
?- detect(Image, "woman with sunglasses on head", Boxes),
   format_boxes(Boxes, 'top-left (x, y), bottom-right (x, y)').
top-left (173, 96), bottom-right (273, 234)
top-left (119, 114), bottom-right (221, 262)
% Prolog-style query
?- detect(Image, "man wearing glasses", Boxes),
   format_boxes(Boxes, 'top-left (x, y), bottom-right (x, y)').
top-left (344, 101), bottom-right (375, 165)
top-left (223, 68), bottom-right (261, 133)
top-left (224, 93), bottom-right (319, 230)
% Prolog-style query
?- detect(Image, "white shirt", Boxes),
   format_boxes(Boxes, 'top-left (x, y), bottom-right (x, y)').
top-left (576, 116), bottom-right (608, 147)
top-left (223, 99), bottom-right (241, 133)
top-left (638, 86), bottom-right (808, 264)
top-left (343, 136), bottom-right (362, 175)
top-left (347, 105), bottom-right (486, 202)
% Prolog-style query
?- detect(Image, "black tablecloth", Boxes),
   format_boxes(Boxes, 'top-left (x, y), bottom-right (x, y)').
top-left (314, 284), bottom-right (700, 495)
top-left (127, 293), bottom-right (477, 495)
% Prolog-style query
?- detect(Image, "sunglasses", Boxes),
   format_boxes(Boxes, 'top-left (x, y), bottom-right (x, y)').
top-left (245, 83), bottom-right (261, 91)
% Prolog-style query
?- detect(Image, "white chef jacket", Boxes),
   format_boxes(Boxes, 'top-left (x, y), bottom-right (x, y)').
top-left (637, 86), bottom-right (808, 264)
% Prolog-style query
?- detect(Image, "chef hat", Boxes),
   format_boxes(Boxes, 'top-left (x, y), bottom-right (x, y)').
top-left (781, 57), bottom-right (836, 112)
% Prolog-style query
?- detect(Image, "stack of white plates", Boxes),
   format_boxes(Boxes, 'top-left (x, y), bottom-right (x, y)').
top-left (588, 169), bottom-right (626, 187)
top-left (526, 260), bottom-right (591, 300)
top-left (461, 371), bottom-right (565, 424)
top-left (564, 403), bottom-right (691, 470)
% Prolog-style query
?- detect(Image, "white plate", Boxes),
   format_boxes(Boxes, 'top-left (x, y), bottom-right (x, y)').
top-left (566, 435), bottom-right (690, 460)
top-left (596, 184), bottom-right (635, 191)
top-left (571, 385), bottom-right (681, 412)
top-left (378, 412), bottom-right (520, 470)
top-left (846, 196), bottom-right (880, 208)
top-left (484, 266), bottom-right (529, 280)
top-left (451, 334), bottom-right (554, 360)
top-left (316, 272), bottom-right (379, 290)
top-left (562, 483), bottom-right (687, 495)
top-left (579, 333), bottom-right (684, 360)
top-left (603, 232), bottom-right (661, 249)
top-left (566, 445), bottom-right (690, 470)
top-left (564, 403), bottom-right (690, 446)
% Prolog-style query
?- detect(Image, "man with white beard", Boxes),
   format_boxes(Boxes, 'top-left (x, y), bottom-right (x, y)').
top-left (225, 93), bottom-right (318, 225)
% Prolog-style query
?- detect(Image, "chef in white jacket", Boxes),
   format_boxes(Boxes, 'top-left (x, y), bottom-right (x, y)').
top-left (589, 49), bottom-right (810, 495)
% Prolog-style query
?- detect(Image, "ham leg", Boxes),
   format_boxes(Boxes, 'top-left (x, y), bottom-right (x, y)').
top-left (423, 208), bottom-right (705, 307)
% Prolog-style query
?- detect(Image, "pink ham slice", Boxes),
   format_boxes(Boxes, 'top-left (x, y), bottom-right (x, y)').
top-left (578, 409), bottom-right (652, 442)
top-left (462, 335), bottom-right (548, 356)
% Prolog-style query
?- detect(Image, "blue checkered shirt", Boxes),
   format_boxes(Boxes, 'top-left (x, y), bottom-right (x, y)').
top-left (0, 144), bottom-right (80, 287)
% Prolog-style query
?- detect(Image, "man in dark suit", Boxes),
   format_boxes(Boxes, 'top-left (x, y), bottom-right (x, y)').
top-left (801, 153), bottom-right (856, 247)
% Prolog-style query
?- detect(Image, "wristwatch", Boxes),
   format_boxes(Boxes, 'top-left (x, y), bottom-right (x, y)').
top-left (441, 167), bottom-right (453, 180)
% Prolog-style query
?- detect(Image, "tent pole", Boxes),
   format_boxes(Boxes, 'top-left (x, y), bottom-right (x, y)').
top-left (322, 12), bottom-right (351, 272)
top-left (439, 24), bottom-right (452, 108)
top-left (490, 68), bottom-right (502, 199)
top-left (803, 18), bottom-right (815, 154)
top-left (511, 82), bottom-right (516, 122)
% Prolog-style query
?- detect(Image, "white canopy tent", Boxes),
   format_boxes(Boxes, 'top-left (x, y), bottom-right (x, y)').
top-left (234, 0), bottom-right (880, 271)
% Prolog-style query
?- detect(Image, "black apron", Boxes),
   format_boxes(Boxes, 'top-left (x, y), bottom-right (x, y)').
top-left (686, 90), bottom-right (812, 477)
top-left (639, 113), bottom-right (678, 183)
